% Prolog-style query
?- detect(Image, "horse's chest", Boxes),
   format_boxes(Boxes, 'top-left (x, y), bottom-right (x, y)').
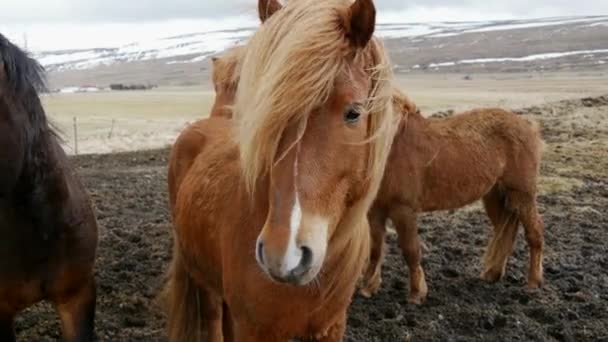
top-left (0, 204), bottom-right (60, 276)
top-left (0, 277), bottom-right (44, 314)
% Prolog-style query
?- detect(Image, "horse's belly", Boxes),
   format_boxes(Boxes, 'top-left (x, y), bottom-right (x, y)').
top-left (420, 176), bottom-right (495, 212)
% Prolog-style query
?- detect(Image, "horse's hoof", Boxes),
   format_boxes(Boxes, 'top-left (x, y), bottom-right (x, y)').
top-left (407, 293), bottom-right (426, 305)
top-left (359, 288), bottom-right (373, 298)
top-left (359, 279), bottom-right (381, 298)
top-left (480, 269), bottom-right (503, 283)
top-left (526, 278), bottom-right (543, 290)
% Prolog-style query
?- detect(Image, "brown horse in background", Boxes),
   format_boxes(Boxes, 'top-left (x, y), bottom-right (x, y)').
top-left (0, 34), bottom-right (98, 341)
top-left (359, 89), bottom-right (545, 304)
top-left (164, 0), bottom-right (399, 340)
top-left (209, 46), bottom-right (243, 119)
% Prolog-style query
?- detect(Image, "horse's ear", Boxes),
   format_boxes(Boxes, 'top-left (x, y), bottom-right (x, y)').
top-left (345, 0), bottom-right (376, 48)
top-left (258, 0), bottom-right (282, 23)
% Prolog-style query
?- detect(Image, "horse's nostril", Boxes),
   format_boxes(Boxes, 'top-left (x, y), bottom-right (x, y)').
top-left (299, 246), bottom-right (313, 269)
top-left (256, 241), bottom-right (265, 265)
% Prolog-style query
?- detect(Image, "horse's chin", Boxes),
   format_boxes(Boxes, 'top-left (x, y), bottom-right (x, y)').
top-left (264, 261), bottom-right (323, 287)
top-left (293, 265), bottom-right (322, 286)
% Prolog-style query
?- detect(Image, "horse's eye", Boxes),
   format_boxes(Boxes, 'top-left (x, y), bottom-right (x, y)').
top-left (344, 107), bottom-right (361, 124)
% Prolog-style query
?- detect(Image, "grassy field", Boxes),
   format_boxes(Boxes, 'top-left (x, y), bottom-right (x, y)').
top-left (42, 71), bottom-right (608, 155)
top-left (43, 87), bottom-right (215, 154)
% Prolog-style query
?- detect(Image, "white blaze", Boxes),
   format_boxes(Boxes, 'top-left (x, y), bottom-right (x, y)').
top-left (281, 194), bottom-right (303, 274)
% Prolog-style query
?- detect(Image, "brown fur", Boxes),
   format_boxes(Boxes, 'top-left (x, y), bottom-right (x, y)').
top-left (207, 23), bottom-right (543, 308)
top-left (0, 34), bottom-right (98, 341)
top-left (164, 0), bottom-right (398, 341)
top-left (209, 46), bottom-right (243, 119)
top-left (360, 91), bottom-right (545, 303)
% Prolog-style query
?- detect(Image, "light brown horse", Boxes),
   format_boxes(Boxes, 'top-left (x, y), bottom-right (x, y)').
top-left (0, 34), bottom-right (98, 341)
top-left (164, 0), bottom-right (398, 341)
top-left (359, 89), bottom-right (545, 304)
top-left (209, 46), bottom-right (243, 118)
top-left (207, 43), bottom-right (545, 305)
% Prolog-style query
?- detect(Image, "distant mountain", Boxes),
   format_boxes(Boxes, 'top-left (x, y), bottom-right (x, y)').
top-left (36, 16), bottom-right (608, 87)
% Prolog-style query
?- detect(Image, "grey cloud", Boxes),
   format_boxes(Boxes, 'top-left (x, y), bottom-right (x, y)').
top-left (2, 0), bottom-right (608, 23)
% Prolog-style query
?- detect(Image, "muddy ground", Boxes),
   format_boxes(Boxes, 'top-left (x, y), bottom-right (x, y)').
top-left (15, 95), bottom-right (608, 341)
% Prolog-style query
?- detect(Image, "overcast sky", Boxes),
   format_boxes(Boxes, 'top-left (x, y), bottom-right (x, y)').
top-left (2, 0), bottom-right (608, 50)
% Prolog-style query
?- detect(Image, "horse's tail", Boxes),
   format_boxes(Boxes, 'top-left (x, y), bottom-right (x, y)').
top-left (160, 239), bottom-right (206, 342)
top-left (523, 117), bottom-right (546, 167)
top-left (481, 184), bottom-right (520, 279)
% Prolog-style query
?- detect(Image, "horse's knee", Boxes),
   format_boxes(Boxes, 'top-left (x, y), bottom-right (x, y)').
top-left (54, 277), bottom-right (96, 342)
top-left (523, 214), bottom-right (544, 250)
top-left (525, 229), bottom-right (543, 249)
top-left (400, 237), bottom-right (422, 267)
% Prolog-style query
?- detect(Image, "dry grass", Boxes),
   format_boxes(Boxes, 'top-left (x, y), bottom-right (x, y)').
top-left (397, 72), bottom-right (608, 114)
top-left (44, 87), bottom-right (214, 120)
top-left (41, 72), bottom-right (608, 156)
top-left (43, 87), bottom-right (215, 154)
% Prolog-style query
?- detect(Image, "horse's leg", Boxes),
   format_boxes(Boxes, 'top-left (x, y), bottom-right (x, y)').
top-left (54, 276), bottom-right (96, 342)
top-left (390, 205), bottom-right (427, 305)
top-left (0, 314), bottom-right (16, 342)
top-left (359, 206), bottom-right (388, 297)
top-left (314, 312), bottom-right (347, 341)
top-left (221, 302), bottom-right (234, 342)
top-left (511, 192), bottom-right (544, 288)
top-left (480, 186), bottom-right (520, 283)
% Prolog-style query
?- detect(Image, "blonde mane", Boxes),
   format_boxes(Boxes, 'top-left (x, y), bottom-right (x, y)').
top-left (234, 0), bottom-right (398, 197)
top-left (212, 45), bottom-right (244, 91)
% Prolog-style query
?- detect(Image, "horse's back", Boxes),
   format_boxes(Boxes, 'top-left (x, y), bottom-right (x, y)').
top-left (453, 108), bottom-right (543, 170)
top-left (417, 108), bottom-right (542, 210)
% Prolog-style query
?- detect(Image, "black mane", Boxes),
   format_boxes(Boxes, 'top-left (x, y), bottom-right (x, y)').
top-left (0, 33), bottom-right (64, 210)
top-left (0, 33), bottom-right (47, 99)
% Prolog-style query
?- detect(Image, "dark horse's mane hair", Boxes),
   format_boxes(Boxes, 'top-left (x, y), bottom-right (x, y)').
top-left (0, 33), bottom-right (62, 157)
top-left (0, 33), bottom-right (67, 234)
top-left (0, 34), bottom-right (48, 98)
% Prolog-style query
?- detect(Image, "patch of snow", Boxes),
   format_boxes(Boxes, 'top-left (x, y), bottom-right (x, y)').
top-left (59, 86), bottom-right (102, 93)
top-left (459, 49), bottom-right (608, 64)
top-left (429, 62), bottom-right (456, 67)
top-left (587, 22), bottom-right (608, 27)
top-left (30, 16), bottom-right (608, 72)
top-left (424, 49), bottom-right (608, 68)
top-left (465, 17), bottom-right (608, 33)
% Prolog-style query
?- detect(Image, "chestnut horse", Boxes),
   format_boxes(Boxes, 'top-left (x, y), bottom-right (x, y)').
top-left (359, 89), bottom-right (545, 304)
top-left (209, 45), bottom-right (243, 119)
top-left (164, 0), bottom-right (398, 340)
top-left (0, 34), bottom-right (98, 341)
top-left (206, 42), bottom-right (545, 305)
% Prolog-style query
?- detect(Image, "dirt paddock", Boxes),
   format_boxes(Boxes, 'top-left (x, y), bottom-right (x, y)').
top-left (15, 95), bottom-right (608, 341)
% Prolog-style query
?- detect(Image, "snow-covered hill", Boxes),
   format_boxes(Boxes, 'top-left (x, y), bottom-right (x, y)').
top-left (34, 16), bottom-right (608, 72)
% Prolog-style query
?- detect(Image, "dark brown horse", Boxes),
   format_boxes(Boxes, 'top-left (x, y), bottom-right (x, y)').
top-left (0, 34), bottom-right (98, 341)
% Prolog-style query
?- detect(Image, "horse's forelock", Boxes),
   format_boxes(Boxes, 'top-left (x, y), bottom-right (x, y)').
top-left (235, 0), bottom-right (362, 191)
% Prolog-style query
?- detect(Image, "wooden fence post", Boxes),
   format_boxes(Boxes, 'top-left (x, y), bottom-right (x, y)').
top-left (73, 117), bottom-right (78, 155)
